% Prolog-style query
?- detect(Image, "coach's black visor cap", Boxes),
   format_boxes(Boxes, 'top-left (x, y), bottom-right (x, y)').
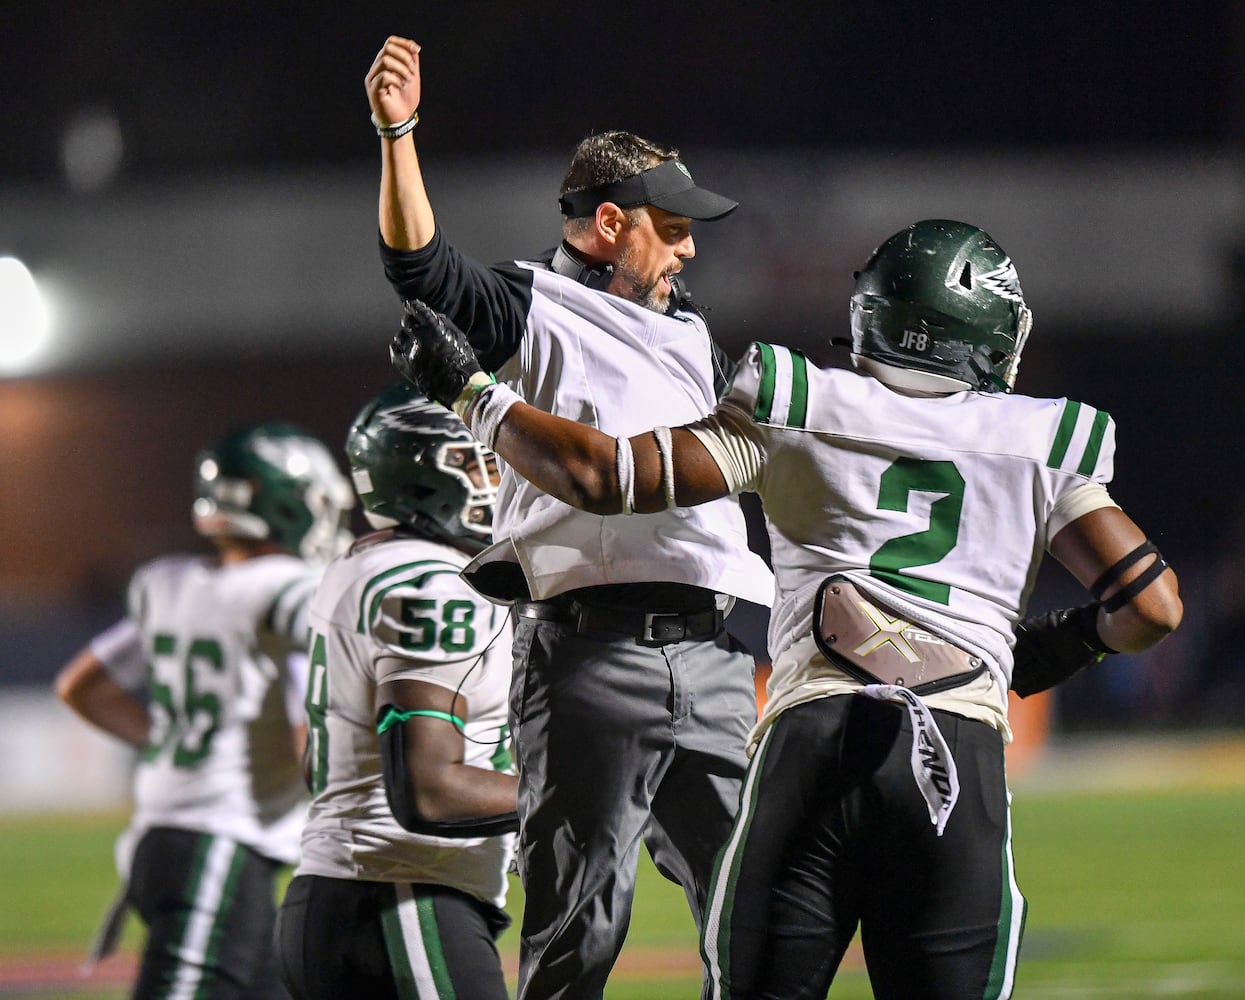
top-left (558, 160), bottom-right (738, 221)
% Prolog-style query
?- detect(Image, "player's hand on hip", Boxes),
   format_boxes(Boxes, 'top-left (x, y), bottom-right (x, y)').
top-left (390, 300), bottom-right (484, 409)
top-left (365, 35), bottom-right (421, 128)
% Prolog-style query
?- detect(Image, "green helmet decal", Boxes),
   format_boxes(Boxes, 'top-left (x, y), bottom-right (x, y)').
top-left (193, 422), bottom-right (354, 562)
top-left (346, 383), bottom-right (497, 551)
top-left (848, 219), bottom-right (1033, 393)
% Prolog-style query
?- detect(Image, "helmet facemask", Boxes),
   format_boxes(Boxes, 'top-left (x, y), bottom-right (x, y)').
top-left (436, 439), bottom-right (499, 543)
top-left (346, 384), bottom-right (500, 554)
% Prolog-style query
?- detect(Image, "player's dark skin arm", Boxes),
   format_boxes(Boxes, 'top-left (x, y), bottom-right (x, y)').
top-left (1048, 506), bottom-right (1183, 652)
top-left (494, 406), bottom-right (730, 515)
top-left (375, 673), bottom-right (517, 822)
top-left (54, 649), bottom-right (149, 750)
top-left (495, 404), bottom-right (1184, 653)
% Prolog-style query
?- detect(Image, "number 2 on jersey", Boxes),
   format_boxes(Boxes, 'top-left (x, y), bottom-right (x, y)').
top-left (868, 458), bottom-right (965, 605)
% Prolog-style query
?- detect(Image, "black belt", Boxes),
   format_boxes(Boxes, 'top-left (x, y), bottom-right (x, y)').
top-left (513, 599), bottom-right (724, 647)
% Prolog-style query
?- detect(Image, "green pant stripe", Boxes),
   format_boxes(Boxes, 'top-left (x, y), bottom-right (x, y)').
top-left (984, 796), bottom-right (1027, 999)
top-left (193, 842), bottom-right (247, 1000)
top-left (1076, 408), bottom-right (1110, 477)
top-left (159, 835), bottom-right (239, 1000)
top-left (381, 884), bottom-right (456, 999)
top-left (754, 342), bottom-right (778, 422)
top-left (416, 895), bottom-right (455, 997)
top-left (1046, 399), bottom-right (1081, 469)
top-left (154, 833), bottom-right (211, 999)
top-left (700, 724), bottom-right (777, 999)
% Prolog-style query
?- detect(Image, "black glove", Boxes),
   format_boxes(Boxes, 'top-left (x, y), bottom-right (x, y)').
top-left (390, 300), bottom-right (484, 409)
top-left (1010, 603), bottom-right (1117, 698)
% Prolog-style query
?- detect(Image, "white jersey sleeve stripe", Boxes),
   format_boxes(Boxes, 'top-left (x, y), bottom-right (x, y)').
top-left (752, 343), bottom-right (810, 428)
top-left (1046, 400), bottom-right (1111, 477)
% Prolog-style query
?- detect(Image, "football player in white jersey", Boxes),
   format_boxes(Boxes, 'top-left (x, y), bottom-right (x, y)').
top-left (274, 384), bottom-right (518, 1000)
top-left (55, 423), bottom-right (354, 1000)
top-left (393, 219), bottom-right (1184, 999)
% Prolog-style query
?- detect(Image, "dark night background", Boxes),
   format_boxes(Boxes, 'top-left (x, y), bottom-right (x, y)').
top-left (3, 2), bottom-right (1244, 733)
top-left (4, 4), bottom-right (1242, 172)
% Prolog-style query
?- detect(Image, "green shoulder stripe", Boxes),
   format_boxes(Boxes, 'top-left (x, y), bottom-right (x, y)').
top-left (752, 342), bottom-right (810, 428)
top-left (1046, 400), bottom-right (1111, 476)
top-left (356, 559), bottom-right (462, 632)
top-left (754, 342), bottom-right (778, 422)
top-left (1046, 400), bottom-right (1081, 469)
top-left (1077, 408), bottom-right (1111, 476)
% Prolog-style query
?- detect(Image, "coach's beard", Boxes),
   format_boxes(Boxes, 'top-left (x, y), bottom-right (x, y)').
top-left (613, 249), bottom-right (674, 314)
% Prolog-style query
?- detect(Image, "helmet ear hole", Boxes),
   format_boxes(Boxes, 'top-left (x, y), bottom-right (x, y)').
top-left (959, 261), bottom-right (973, 289)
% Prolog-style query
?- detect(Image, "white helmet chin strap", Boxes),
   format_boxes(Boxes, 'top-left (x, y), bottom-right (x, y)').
top-left (852, 355), bottom-right (972, 395)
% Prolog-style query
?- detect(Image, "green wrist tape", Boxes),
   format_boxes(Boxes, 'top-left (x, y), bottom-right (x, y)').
top-left (452, 371), bottom-right (497, 420)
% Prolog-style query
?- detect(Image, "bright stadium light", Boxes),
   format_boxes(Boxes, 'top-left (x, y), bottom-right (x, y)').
top-left (0, 256), bottom-right (52, 374)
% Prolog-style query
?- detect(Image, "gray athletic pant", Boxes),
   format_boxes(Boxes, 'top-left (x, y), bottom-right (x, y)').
top-left (509, 615), bottom-right (755, 1000)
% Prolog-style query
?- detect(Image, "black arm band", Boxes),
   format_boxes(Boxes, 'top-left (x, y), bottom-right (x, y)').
top-left (377, 707), bottom-right (519, 838)
top-left (1090, 541), bottom-right (1169, 612)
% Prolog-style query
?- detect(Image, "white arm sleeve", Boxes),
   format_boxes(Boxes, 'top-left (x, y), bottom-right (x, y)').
top-left (89, 618), bottom-right (146, 690)
top-left (616, 435), bottom-right (636, 515)
top-left (652, 427), bottom-right (676, 510)
top-left (284, 652), bottom-right (310, 727)
top-left (684, 408), bottom-right (765, 494)
top-left (1047, 481), bottom-right (1120, 543)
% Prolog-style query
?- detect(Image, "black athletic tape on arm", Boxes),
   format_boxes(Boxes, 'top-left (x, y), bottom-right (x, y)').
top-left (1097, 550), bottom-right (1170, 613)
top-left (1090, 541), bottom-right (1169, 612)
top-left (376, 705), bottom-right (519, 838)
top-left (1010, 603), bottom-right (1116, 699)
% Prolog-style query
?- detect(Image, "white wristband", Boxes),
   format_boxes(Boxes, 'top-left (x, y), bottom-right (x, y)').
top-left (466, 383), bottom-right (521, 450)
top-left (616, 437), bottom-right (636, 515)
top-left (652, 426), bottom-right (676, 510)
top-left (371, 110), bottom-right (419, 139)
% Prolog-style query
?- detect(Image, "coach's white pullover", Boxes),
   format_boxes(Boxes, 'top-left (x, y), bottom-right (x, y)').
top-left (382, 229), bottom-right (774, 607)
top-left (486, 267), bottom-right (772, 602)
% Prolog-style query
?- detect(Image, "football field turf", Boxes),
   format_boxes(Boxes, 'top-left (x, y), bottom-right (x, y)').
top-left (1, 736), bottom-right (1242, 999)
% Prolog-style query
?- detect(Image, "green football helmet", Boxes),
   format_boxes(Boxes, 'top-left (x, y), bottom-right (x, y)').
top-left (192, 422), bottom-right (354, 562)
top-left (847, 219), bottom-right (1033, 393)
top-left (346, 383), bottom-right (498, 552)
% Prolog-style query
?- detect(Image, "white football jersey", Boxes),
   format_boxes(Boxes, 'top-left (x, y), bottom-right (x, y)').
top-left (296, 531), bottom-right (515, 908)
top-left (95, 553), bottom-right (319, 866)
top-left (689, 343), bottom-right (1117, 734)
